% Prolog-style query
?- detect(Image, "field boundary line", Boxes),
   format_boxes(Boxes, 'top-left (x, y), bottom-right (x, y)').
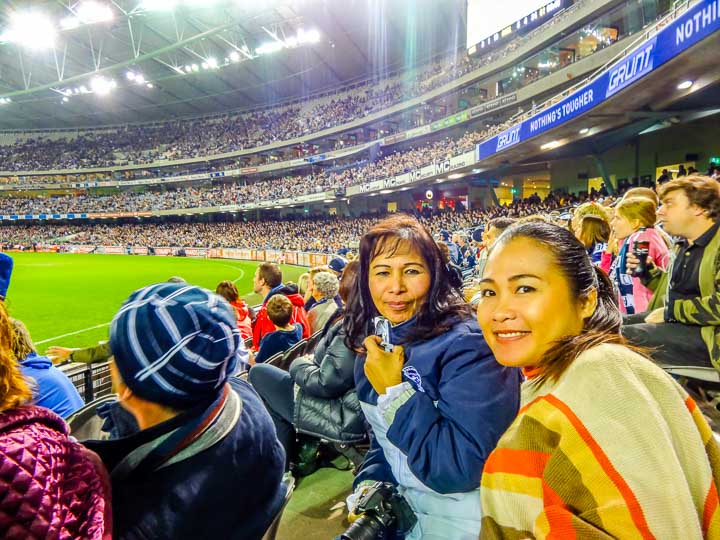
top-left (36, 322), bottom-right (111, 345)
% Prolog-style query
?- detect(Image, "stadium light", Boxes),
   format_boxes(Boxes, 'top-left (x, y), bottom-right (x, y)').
top-left (677, 80), bottom-right (694, 90)
top-left (0, 11), bottom-right (57, 50)
top-left (90, 76), bottom-right (115, 96)
top-left (191, 64), bottom-right (199, 72)
top-left (229, 50), bottom-right (240, 62)
top-left (126, 71), bottom-right (136, 80)
top-left (206, 57), bottom-right (218, 68)
top-left (0, 98), bottom-right (11, 105)
top-left (256, 41), bottom-right (285, 55)
top-left (579, 127), bottom-right (590, 134)
top-left (146, 83), bottom-right (154, 88)
top-left (540, 140), bottom-right (562, 150)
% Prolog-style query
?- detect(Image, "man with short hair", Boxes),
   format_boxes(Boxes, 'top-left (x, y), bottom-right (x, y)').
top-left (84, 282), bottom-right (286, 540)
top-left (623, 176), bottom-right (720, 371)
top-left (252, 262), bottom-right (310, 350)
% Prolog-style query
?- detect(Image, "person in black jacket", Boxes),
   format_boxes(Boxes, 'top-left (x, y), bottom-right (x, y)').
top-left (249, 262), bottom-right (364, 467)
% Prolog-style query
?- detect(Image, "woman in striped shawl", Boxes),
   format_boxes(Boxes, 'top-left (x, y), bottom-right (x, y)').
top-left (475, 221), bottom-right (720, 539)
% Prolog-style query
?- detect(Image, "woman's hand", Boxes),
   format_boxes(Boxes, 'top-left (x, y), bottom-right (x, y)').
top-left (363, 335), bottom-right (404, 395)
top-left (46, 346), bottom-right (72, 363)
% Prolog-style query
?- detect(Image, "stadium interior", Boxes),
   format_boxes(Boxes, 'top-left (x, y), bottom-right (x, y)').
top-left (1, 0), bottom-right (720, 538)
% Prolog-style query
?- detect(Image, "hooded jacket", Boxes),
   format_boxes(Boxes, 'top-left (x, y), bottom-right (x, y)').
top-left (290, 317), bottom-right (365, 443)
top-left (0, 405), bottom-right (112, 539)
top-left (229, 299), bottom-right (253, 340)
top-left (353, 316), bottom-right (521, 540)
top-left (20, 352), bottom-right (84, 418)
top-left (252, 285), bottom-right (311, 350)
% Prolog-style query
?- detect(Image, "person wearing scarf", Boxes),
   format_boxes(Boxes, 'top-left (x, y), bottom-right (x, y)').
top-left (84, 282), bottom-right (286, 540)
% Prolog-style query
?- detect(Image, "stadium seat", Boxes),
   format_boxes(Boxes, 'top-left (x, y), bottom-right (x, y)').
top-left (304, 330), bottom-right (324, 354)
top-left (66, 394), bottom-right (118, 440)
top-left (261, 476), bottom-right (295, 540)
top-left (243, 336), bottom-right (253, 350)
top-left (267, 339), bottom-right (308, 372)
top-left (264, 352), bottom-right (285, 368)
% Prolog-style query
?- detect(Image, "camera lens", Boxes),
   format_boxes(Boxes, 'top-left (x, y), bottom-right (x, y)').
top-left (339, 514), bottom-right (385, 540)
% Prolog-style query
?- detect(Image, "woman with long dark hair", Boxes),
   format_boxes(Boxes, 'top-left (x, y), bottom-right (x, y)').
top-left (476, 221), bottom-right (720, 538)
top-left (344, 215), bottom-right (521, 540)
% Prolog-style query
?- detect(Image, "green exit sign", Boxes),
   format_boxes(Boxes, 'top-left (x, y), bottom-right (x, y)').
top-left (710, 156), bottom-right (720, 165)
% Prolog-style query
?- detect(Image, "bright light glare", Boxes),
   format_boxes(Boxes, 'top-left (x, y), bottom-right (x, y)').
top-left (140, 0), bottom-right (177, 11)
top-left (135, 73), bottom-right (145, 84)
top-left (60, 16), bottom-right (80, 30)
top-left (90, 76), bottom-right (115, 96)
top-left (146, 83), bottom-right (154, 88)
top-left (256, 41), bottom-right (284, 55)
top-left (229, 51), bottom-right (240, 62)
top-left (76, 1), bottom-right (114, 24)
top-left (126, 71), bottom-right (136, 80)
top-left (0, 98), bottom-right (11, 105)
top-left (206, 57), bottom-right (218, 68)
top-left (1, 12), bottom-right (57, 50)
top-left (540, 140), bottom-right (562, 150)
top-left (579, 127), bottom-right (590, 134)
top-left (62, 96), bottom-right (69, 102)
top-left (677, 80), bottom-right (694, 90)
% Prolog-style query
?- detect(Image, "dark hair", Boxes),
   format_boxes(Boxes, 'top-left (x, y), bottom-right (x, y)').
top-left (658, 175), bottom-right (720, 220)
top-left (339, 260), bottom-right (359, 304)
top-left (488, 217), bottom-right (516, 231)
top-left (344, 214), bottom-right (472, 350)
top-left (578, 215), bottom-right (610, 248)
top-left (266, 294), bottom-right (293, 327)
top-left (215, 280), bottom-right (239, 303)
top-left (257, 262), bottom-right (282, 289)
top-left (495, 221), bottom-right (624, 386)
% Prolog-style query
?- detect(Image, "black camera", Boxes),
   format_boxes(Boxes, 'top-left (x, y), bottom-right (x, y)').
top-left (337, 482), bottom-right (417, 540)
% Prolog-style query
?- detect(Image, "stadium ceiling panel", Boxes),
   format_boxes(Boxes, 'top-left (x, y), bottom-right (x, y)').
top-left (0, 0), bottom-right (465, 130)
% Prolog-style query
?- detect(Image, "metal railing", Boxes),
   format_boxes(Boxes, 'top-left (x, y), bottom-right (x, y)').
top-left (59, 361), bottom-right (114, 402)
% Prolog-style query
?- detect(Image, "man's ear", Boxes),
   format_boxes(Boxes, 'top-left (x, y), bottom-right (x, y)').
top-left (580, 287), bottom-right (598, 320)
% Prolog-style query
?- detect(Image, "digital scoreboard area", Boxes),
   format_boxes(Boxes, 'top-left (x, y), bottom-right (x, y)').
top-left (466, 0), bottom-right (564, 55)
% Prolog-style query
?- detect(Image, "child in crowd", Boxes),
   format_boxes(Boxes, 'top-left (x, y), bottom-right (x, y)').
top-left (253, 295), bottom-right (303, 364)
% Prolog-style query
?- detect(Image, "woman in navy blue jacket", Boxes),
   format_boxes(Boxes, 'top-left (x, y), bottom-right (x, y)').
top-left (344, 215), bottom-right (521, 540)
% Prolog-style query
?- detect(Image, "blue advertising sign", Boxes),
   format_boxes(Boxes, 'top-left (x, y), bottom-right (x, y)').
top-left (476, 0), bottom-right (720, 161)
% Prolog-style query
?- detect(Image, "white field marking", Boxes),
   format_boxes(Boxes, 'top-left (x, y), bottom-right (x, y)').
top-left (219, 263), bottom-right (245, 284)
top-left (35, 322), bottom-right (111, 345)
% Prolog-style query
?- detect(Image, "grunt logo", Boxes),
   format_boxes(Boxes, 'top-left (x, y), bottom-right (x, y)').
top-left (495, 126), bottom-right (521, 152)
top-left (606, 38), bottom-right (656, 98)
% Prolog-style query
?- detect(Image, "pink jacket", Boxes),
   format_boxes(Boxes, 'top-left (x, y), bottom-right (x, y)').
top-left (0, 405), bottom-right (111, 540)
top-left (620, 228), bottom-right (670, 314)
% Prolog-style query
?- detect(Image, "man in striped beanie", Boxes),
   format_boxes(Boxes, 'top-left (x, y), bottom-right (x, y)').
top-left (84, 282), bottom-right (286, 540)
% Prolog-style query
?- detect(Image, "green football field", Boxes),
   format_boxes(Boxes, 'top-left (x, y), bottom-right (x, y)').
top-left (4, 252), bottom-right (307, 352)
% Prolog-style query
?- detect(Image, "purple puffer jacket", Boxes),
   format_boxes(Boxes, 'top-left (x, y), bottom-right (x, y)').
top-left (0, 405), bottom-right (111, 540)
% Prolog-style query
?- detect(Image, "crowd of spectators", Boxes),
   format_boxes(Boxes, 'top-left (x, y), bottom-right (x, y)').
top-left (0, 127), bottom-right (500, 215)
top-left (0, 190), bottom-right (584, 251)
top-left (0, 0), bottom-right (593, 174)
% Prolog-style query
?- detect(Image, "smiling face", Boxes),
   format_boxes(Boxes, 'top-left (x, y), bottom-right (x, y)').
top-left (476, 237), bottom-right (594, 368)
top-left (368, 241), bottom-right (432, 325)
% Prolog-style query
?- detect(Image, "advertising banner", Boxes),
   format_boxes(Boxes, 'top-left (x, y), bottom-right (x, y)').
top-left (477, 0), bottom-right (720, 160)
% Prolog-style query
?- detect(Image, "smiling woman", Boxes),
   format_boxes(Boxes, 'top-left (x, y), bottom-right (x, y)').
top-left (343, 214), bottom-right (521, 540)
top-left (476, 221), bottom-right (720, 539)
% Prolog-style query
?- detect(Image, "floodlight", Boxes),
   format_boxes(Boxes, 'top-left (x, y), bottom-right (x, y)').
top-left (256, 41), bottom-right (284, 55)
top-left (579, 127), bottom-right (590, 134)
top-left (540, 140), bottom-right (562, 150)
top-left (286, 36), bottom-right (298, 47)
top-left (76, 2), bottom-right (114, 24)
top-left (1, 12), bottom-right (57, 50)
top-left (146, 83), bottom-right (154, 88)
top-left (229, 51), bottom-right (240, 62)
top-left (90, 76), bottom-right (114, 95)
top-left (126, 71), bottom-right (136, 80)
top-left (79, 85), bottom-right (89, 93)
top-left (201, 62), bottom-right (209, 69)
top-left (207, 57), bottom-right (218, 68)
top-left (62, 96), bottom-right (69, 102)
top-left (677, 80), bottom-right (693, 90)
top-left (135, 73), bottom-right (145, 84)
top-left (184, 65), bottom-right (192, 73)
top-left (191, 64), bottom-right (199, 72)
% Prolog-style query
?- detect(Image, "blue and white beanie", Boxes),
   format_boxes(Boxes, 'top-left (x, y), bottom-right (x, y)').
top-left (0, 253), bottom-right (13, 300)
top-left (110, 282), bottom-right (241, 408)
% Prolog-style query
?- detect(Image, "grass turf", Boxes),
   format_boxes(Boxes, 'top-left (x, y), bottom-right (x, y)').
top-left (6, 252), bottom-right (354, 538)
top-left (5, 252), bottom-right (307, 352)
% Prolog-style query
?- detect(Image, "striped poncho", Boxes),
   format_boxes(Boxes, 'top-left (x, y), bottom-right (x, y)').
top-left (480, 343), bottom-right (720, 539)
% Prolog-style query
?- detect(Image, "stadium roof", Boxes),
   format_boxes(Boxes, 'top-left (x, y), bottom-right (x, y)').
top-left (0, 0), bottom-right (466, 130)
